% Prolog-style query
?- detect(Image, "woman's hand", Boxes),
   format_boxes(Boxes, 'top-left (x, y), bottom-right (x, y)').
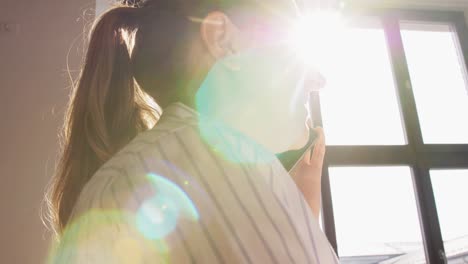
top-left (290, 127), bottom-right (326, 219)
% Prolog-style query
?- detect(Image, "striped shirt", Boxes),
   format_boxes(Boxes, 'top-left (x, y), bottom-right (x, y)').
top-left (49, 102), bottom-right (339, 264)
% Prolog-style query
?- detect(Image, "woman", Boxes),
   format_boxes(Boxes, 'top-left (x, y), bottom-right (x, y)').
top-left (46, 0), bottom-right (338, 263)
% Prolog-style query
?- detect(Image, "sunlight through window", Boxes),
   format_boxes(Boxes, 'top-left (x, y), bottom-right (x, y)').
top-left (401, 22), bottom-right (468, 144)
top-left (319, 22), bottom-right (407, 145)
top-left (431, 170), bottom-right (468, 258)
top-left (329, 167), bottom-right (424, 261)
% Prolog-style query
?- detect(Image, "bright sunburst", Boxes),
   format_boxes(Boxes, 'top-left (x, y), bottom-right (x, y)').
top-left (288, 9), bottom-right (346, 72)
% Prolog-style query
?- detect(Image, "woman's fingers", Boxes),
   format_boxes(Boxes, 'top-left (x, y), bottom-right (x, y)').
top-left (300, 127), bottom-right (326, 167)
top-left (303, 148), bottom-right (312, 165)
top-left (310, 127), bottom-right (326, 166)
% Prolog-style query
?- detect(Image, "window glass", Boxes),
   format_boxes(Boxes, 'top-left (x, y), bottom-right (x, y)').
top-left (431, 169), bottom-right (468, 262)
top-left (320, 23), bottom-right (406, 145)
top-left (401, 22), bottom-right (468, 144)
top-left (329, 166), bottom-right (424, 263)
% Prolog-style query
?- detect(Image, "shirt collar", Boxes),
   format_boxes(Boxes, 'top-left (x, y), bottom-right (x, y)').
top-left (160, 102), bottom-right (200, 122)
top-left (158, 102), bottom-right (304, 171)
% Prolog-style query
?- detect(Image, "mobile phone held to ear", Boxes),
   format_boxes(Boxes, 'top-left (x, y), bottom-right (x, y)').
top-left (276, 128), bottom-right (318, 172)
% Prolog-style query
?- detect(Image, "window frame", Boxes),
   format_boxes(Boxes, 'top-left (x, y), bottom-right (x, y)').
top-left (313, 8), bottom-right (468, 264)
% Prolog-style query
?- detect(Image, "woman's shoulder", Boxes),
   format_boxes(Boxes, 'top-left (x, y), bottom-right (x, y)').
top-left (51, 164), bottom-right (170, 263)
top-left (69, 165), bottom-right (147, 219)
top-left (69, 124), bottom-right (194, 221)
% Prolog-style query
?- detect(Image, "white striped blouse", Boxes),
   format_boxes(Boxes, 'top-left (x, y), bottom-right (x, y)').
top-left (49, 102), bottom-right (340, 264)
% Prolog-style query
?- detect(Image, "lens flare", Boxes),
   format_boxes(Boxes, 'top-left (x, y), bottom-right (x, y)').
top-left (194, 9), bottom-right (346, 159)
top-left (195, 45), bottom-right (311, 157)
top-left (113, 237), bottom-right (144, 264)
top-left (47, 210), bottom-right (170, 264)
top-left (136, 173), bottom-right (199, 240)
top-left (137, 195), bottom-right (179, 240)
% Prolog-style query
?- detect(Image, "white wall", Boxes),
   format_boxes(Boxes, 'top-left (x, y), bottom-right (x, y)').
top-left (466, 10), bottom-right (468, 26)
top-left (0, 1), bottom-right (94, 263)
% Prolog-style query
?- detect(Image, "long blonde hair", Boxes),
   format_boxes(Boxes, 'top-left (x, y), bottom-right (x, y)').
top-left (45, 4), bottom-right (159, 234)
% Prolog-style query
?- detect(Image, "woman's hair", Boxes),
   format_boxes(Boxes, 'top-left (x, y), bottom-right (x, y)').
top-left (45, 4), bottom-right (153, 235)
top-left (44, 0), bottom-right (253, 235)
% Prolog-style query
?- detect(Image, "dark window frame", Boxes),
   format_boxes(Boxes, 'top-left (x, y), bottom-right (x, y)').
top-left (312, 8), bottom-right (468, 264)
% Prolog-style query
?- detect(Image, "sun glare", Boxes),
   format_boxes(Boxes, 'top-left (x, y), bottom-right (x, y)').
top-left (289, 10), bottom-right (346, 72)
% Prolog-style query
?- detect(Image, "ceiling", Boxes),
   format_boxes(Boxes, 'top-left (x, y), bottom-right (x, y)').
top-left (95, 0), bottom-right (468, 12)
top-left (343, 0), bottom-right (468, 10)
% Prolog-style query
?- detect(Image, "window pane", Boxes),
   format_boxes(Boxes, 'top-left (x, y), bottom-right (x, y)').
top-left (431, 169), bottom-right (468, 262)
top-left (329, 167), bottom-right (424, 263)
top-left (401, 22), bottom-right (468, 144)
top-left (320, 23), bottom-right (406, 145)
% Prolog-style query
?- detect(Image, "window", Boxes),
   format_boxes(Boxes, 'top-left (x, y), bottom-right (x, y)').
top-left (401, 22), bottom-right (468, 144)
top-left (431, 170), bottom-right (468, 260)
top-left (329, 167), bottom-right (424, 261)
top-left (320, 22), bottom-right (406, 146)
top-left (316, 10), bottom-right (468, 264)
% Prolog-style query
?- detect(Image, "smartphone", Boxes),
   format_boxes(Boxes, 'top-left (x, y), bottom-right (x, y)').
top-left (275, 128), bottom-right (318, 172)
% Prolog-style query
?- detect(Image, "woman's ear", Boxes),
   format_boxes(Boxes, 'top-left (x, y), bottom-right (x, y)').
top-left (200, 11), bottom-right (238, 60)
